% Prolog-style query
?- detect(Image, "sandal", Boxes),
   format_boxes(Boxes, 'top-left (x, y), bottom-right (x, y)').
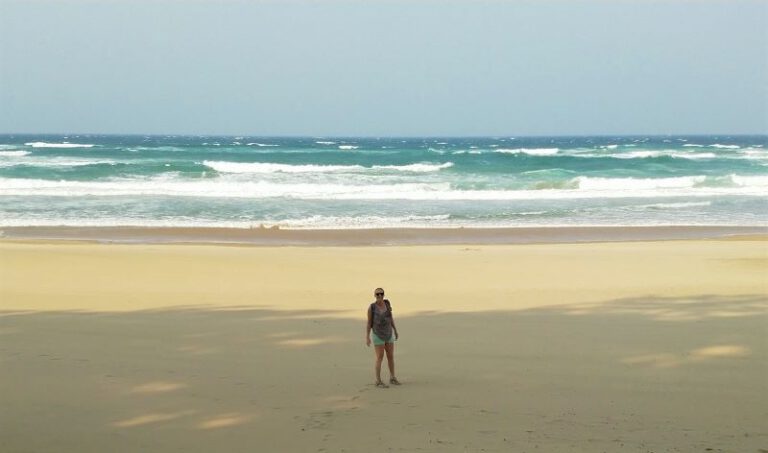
top-left (375, 381), bottom-right (389, 388)
top-left (389, 377), bottom-right (401, 385)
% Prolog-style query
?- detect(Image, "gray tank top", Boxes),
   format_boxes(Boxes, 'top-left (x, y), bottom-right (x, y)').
top-left (370, 301), bottom-right (393, 340)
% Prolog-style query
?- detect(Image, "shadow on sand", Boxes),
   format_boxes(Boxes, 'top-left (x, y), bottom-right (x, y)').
top-left (2, 293), bottom-right (766, 452)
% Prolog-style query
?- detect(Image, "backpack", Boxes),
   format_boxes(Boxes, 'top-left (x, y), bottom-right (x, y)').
top-left (369, 299), bottom-right (391, 328)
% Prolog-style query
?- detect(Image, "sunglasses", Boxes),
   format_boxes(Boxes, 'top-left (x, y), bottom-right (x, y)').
top-left (375, 292), bottom-right (384, 296)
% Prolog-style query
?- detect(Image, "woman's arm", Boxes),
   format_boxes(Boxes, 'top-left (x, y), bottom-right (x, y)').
top-left (391, 315), bottom-right (399, 340)
top-left (366, 307), bottom-right (372, 346)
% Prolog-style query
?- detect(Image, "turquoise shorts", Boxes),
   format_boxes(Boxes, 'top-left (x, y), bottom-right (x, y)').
top-left (371, 332), bottom-right (395, 346)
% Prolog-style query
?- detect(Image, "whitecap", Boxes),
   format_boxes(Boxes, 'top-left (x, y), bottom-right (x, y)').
top-left (203, 161), bottom-right (453, 174)
top-left (580, 150), bottom-right (717, 160)
top-left (730, 174), bottom-right (768, 187)
top-left (338, 145), bottom-right (359, 150)
top-left (0, 157), bottom-right (119, 168)
top-left (669, 152), bottom-right (718, 160)
top-left (372, 162), bottom-right (454, 172)
top-left (516, 211), bottom-right (548, 216)
top-left (521, 168), bottom-right (575, 176)
top-left (25, 142), bottom-right (95, 148)
top-left (204, 161), bottom-right (362, 174)
top-left (575, 175), bottom-right (705, 191)
top-left (0, 150), bottom-right (31, 157)
top-left (736, 149), bottom-right (768, 160)
top-left (607, 151), bottom-right (664, 159)
top-left (246, 143), bottom-right (280, 147)
top-left (315, 141), bottom-right (336, 145)
top-left (711, 144), bottom-right (740, 149)
top-left (2, 173), bottom-right (764, 201)
top-left (494, 148), bottom-right (559, 156)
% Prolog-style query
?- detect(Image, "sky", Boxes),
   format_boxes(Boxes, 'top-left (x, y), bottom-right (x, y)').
top-left (0, 0), bottom-right (766, 136)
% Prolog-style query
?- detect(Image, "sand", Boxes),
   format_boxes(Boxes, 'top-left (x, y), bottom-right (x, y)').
top-left (1, 238), bottom-right (767, 452)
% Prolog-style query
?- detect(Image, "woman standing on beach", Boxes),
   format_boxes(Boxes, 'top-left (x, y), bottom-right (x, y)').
top-left (366, 288), bottom-right (400, 388)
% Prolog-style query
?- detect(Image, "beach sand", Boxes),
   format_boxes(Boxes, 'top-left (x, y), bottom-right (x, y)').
top-left (1, 237), bottom-right (767, 452)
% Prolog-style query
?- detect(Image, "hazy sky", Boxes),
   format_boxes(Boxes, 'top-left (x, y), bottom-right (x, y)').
top-left (1, 0), bottom-right (766, 136)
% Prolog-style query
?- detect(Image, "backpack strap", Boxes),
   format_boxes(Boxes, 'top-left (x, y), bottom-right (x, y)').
top-left (369, 303), bottom-right (376, 328)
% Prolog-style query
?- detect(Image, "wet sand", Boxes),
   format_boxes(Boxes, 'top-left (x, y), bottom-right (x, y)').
top-left (1, 224), bottom-right (766, 246)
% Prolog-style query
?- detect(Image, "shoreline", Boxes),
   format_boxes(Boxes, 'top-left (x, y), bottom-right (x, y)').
top-left (1, 225), bottom-right (766, 246)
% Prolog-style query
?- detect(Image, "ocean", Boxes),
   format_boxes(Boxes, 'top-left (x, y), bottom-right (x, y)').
top-left (0, 134), bottom-right (766, 229)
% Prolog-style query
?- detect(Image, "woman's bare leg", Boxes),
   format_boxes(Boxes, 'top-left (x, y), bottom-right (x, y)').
top-left (374, 345), bottom-right (385, 383)
top-left (384, 342), bottom-right (395, 379)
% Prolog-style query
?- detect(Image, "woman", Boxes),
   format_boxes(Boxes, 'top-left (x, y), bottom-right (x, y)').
top-left (366, 287), bottom-right (400, 388)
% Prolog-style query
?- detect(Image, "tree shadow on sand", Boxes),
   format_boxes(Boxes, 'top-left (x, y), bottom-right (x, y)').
top-left (1, 293), bottom-right (766, 452)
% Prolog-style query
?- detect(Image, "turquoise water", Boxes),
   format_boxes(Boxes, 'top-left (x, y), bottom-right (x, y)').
top-left (0, 134), bottom-right (766, 228)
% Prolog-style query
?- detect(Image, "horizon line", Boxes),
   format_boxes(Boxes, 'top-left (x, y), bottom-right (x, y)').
top-left (1, 132), bottom-right (766, 139)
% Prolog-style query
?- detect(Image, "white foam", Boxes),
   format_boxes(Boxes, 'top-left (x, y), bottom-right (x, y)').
top-left (0, 150), bottom-right (31, 157)
top-left (315, 141), bottom-right (336, 145)
top-left (495, 148), bottom-right (559, 156)
top-left (0, 157), bottom-right (119, 168)
top-left (730, 174), bottom-right (768, 187)
top-left (600, 145), bottom-right (619, 150)
top-left (607, 151), bottom-right (663, 159)
top-left (372, 162), bottom-right (454, 172)
top-left (126, 146), bottom-right (186, 152)
top-left (25, 142), bottom-right (95, 148)
top-left (711, 144), bottom-right (740, 149)
top-left (737, 149), bottom-right (768, 160)
top-left (629, 201), bottom-right (712, 210)
top-left (575, 175), bottom-right (705, 191)
top-left (516, 211), bottom-right (548, 216)
top-left (203, 161), bottom-right (453, 174)
top-left (577, 150), bottom-right (718, 160)
top-left (521, 168), bottom-right (575, 176)
top-left (0, 214), bottom-right (455, 230)
top-left (683, 144), bottom-right (704, 147)
top-left (270, 214), bottom-right (452, 229)
top-left (338, 145), bottom-right (359, 150)
top-left (670, 152), bottom-right (718, 160)
top-left (204, 161), bottom-right (362, 174)
top-left (246, 143), bottom-right (279, 147)
top-left (2, 173), bottom-right (765, 200)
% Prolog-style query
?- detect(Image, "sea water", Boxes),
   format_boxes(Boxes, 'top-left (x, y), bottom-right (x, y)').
top-left (0, 134), bottom-right (766, 229)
